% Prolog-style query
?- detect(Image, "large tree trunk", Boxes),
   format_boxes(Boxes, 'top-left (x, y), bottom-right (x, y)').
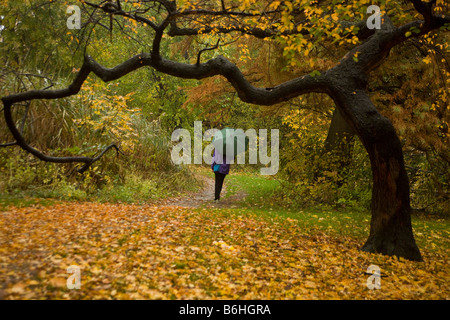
top-left (329, 83), bottom-right (423, 261)
top-left (360, 116), bottom-right (422, 261)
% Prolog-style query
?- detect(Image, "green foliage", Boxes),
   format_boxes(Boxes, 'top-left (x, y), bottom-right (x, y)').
top-left (0, 122), bottom-right (198, 205)
top-left (408, 153), bottom-right (450, 216)
top-left (0, 149), bottom-right (62, 192)
top-left (0, 1), bottom-right (202, 204)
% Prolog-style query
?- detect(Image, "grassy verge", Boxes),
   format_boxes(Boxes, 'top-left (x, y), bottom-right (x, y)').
top-left (0, 195), bottom-right (60, 211)
top-left (220, 172), bottom-right (449, 253)
top-left (0, 168), bottom-right (201, 211)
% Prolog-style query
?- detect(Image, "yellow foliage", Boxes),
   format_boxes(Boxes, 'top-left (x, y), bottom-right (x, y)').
top-left (74, 78), bottom-right (140, 152)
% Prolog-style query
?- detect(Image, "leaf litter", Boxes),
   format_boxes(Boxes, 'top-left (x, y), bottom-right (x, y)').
top-left (0, 202), bottom-right (448, 299)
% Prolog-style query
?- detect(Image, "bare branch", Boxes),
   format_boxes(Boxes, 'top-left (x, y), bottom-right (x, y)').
top-left (84, 0), bottom-right (159, 30)
top-left (77, 143), bottom-right (123, 174)
top-left (196, 39), bottom-right (220, 65)
top-left (0, 100), bottom-right (31, 148)
top-left (0, 142), bottom-right (17, 148)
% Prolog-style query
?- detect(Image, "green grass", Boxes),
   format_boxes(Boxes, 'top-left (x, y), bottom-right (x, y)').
top-left (224, 173), bottom-right (281, 203)
top-left (0, 194), bottom-right (59, 211)
top-left (0, 167), bottom-right (201, 209)
top-left (219, 172), bottom-right (449, 253)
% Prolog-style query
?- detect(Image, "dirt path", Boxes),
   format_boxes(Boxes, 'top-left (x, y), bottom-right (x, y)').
top-left (162, 174), bottom-right (247, 208)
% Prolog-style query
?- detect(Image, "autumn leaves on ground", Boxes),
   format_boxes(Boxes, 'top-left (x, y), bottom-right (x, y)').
top-left (0, 172), bottom-right (448, 300)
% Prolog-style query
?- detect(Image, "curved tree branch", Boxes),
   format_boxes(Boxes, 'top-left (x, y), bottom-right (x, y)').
top-left (0, 97), bottom-right (31, 148)
top-left (196, 39), bottom-right (220, 65)
top-left (1, 54), bottom-right (143, 172)
top-left (0, 142), bottom-right (17, 148)
top-left (77, 143), bottom-right (123, 173)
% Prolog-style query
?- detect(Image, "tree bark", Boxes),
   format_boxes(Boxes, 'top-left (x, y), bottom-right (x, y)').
top-left (361, 113), bottom-right (422, 261)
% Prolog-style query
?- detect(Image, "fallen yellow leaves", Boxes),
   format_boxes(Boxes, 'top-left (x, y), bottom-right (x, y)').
top-left (0, 202), bottom-right (448, 299)
top-left (213, 240), bottom-right (239, 253)
top-left (49, 277), bottom-right (67, 288)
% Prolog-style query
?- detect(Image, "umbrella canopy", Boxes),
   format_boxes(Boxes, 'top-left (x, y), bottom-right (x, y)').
top-left (212, 128), bottom-right (249, 157)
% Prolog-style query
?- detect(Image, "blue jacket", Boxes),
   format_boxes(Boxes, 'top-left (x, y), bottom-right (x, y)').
top-left (211, 150), bottom-right (230, 175)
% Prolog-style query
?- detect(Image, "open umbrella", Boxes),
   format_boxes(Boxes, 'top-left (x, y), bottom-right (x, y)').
top-left (212, 128), bottom-right (249, 157)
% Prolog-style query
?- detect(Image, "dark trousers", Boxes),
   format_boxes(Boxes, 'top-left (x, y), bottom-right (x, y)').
top-left (214, 172), bottom-right (226, 200)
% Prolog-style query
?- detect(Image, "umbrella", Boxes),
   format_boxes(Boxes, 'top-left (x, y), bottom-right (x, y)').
top-left (212, 128), bottom-right (249, 157)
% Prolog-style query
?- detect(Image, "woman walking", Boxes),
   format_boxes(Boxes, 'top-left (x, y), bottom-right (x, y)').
top-left (211, 150), bottom-right (230, 202)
